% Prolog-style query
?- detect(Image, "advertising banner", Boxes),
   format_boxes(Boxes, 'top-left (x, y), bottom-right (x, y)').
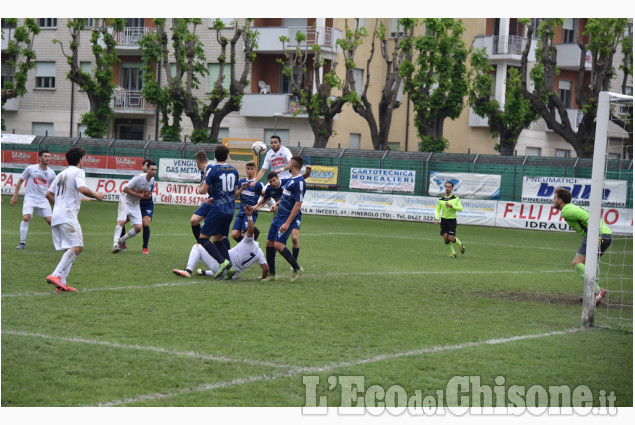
top-left (349, 168), bottom-right (416, 193)
top-left (158, 158), bottom-right (202, 183)
top-left (496, 200), bottom-right (633, 235)
top-left (301, 190), bottom-right (497, 226)
top-left (428, 171), bottom-right (501, 200)
top-left (521, 176), bottom-right (628, 207)
top-left (306, 165), bottom-right (338, 189)
top-left (2, 150), bottom-right (38, 165)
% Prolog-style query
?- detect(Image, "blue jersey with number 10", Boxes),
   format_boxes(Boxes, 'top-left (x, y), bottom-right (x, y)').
top-left (277, 175), bottom-right (306, 220)
top-left (205, 163), bottom-right (239, 214)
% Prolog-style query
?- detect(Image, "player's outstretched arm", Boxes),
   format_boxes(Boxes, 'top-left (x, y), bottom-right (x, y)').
top-left (79, 186), bottom-right (105, 201)
top-left (302, 165), bottom-right (312, 180)
top-left (10, 178), bottom-right (25, 206)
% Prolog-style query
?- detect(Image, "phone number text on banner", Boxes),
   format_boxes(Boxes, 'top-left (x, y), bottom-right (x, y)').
top-left (349, 168), bottom-right (416, 193)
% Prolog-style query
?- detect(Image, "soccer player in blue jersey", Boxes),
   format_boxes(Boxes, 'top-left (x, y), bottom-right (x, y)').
top-left (263, 155), bottom-right (307, 283)
top-left (190, 150), bottom-right (214, 242)
top-left (232, 161), bottom-right (264, 243)
top-left (197, 144), bottom-right (239, 278)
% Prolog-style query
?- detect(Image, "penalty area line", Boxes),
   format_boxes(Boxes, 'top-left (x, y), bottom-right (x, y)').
top-left (1, 269), bottom-right (569, 298)
top-left (92, 327), bottom-right (582, 406)
top-left (1, 329), bottom-right (294, 369)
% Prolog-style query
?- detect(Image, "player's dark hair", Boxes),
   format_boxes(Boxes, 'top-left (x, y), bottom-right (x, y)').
top-left (253, 227), bottom-right (260, 241)
top-left (194, 150), bottom-right (208, 162)
top-left (142, 158), bottom-right (153, 166)
top-left (267, 171), bottom-right (278, 180)
top-left (291, 155), bottom-right (304, 168)
top-left (246, 161), bottom-right (256, 168)
top-left (270, 135), bottom-right (281, 143)
top-left (555, 187), bottom-right (572, 204)
top-left (38, 150), bottom-right (49, 157)
top-left (445, 181), bottom-right (454, 188)
top-left (215, 144), bottom-right (230, 162)
top-left (65, 147), bottom-right (86, 166)
top-left (145, 159), bottom-right (157, 168)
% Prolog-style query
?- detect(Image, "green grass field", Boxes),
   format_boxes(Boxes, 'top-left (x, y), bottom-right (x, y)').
top-left (1, 194), bottom-right (632, 411)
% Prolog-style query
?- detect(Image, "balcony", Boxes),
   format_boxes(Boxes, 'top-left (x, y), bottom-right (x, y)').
top-left (240, 93), bottom-right (307, 117)
top-left (254, 26), bottom-right (342, 55)
top-left (468, 108), bottom-right (489, 127)
top-left (473, 35), bottom-right (536, 62)
top-left (555, 43), bottom-right (592, 70)
top-left (3, 97), bottom-right (19, 111)
top-left (114, 27), bottom-right (154, 53)
top-left (111, 89), bottom-right (155, 114)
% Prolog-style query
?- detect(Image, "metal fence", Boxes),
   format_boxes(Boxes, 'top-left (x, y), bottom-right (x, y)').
top-left (2, 135), bottom-right (632, 207)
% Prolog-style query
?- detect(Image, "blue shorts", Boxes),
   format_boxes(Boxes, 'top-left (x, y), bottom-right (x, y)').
top-left (577, 234), bottom-right (613, 256)
top-left (194, 201), bottom-right (212, 217)
top-left (200, 210), bottom-right (234, 237)
top-left (268, 214), bottom-right (301, 245)
top-left (232, 210), bottom-right (259, 232)
top-left (140, 202), bottom-right (154, 219)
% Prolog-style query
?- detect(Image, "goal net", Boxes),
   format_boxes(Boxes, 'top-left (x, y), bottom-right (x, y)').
top-left (582, 91), bottom-right (633, 329)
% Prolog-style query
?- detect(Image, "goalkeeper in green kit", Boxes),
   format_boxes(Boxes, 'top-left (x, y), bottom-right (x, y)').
top-left (552, 187), bottom-right (612, 306)
top-left (434, 181), bottom-right (465, 258)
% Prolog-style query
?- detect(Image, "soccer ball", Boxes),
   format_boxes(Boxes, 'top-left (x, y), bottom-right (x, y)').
top-left (252, 141), bottom-right (267, 155)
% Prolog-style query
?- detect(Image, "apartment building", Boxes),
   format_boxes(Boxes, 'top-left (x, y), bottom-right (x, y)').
top-left (2, 18), bottom-right (632, 158)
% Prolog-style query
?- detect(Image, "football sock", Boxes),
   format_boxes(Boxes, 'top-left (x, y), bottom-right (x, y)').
top-left (574, 263), bottom-right (601, 292)
top-left (199, 238), bottom-right (225, 264)
top-left (453, 237), bottom-right (462, 247)
top-left (236, 235), bottom-right (244, 243)
top-left (114, 225), bottom-right (123, 245)
top-left (214, 240), bottom-right (231, 263)
top-left (121, 228), bottom-right (138, 243)
top-left (142, 226), bottom-right (150, 249)
top-left (223, 237), bottom-right (231, 252)
top-left (446, 241), bottom-right (455, 255)
top-left (120, 225), bottom-right (126, 238)
top-left (186, 245), bottom-right (200, 272)
top-left (53, 250), bottom-right (77, 277)
top-left (192, 224), bottom-right (201, 242)
top-left (279, 247), bottom-right (300, 270)
top-left (266, 246), bottom-right (276, 276)
top-left (293, 247), bottom-right (300, 260)
top-left (19, 221), bottom-right (29, 243)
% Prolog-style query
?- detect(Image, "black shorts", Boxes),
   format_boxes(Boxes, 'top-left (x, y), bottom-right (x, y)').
top-left (577, 233), bottom-right (613, 256)
top-left (440, 218), bottom-right (457, 236)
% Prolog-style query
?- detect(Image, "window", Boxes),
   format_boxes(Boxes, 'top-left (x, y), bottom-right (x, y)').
top-left (125, 18), bottom-right (144, 28)
top-left (607, 153), bottom-right (621, 160)
top-left (282, 18), bottom-right (307, 27)
top-left (78, 124), bottom-right (87, 137)
top-left (353, 68), bottom-right (364, 94)
top-left (209, 18), bottom-right (234, 28)
top-left (2, 19), bottom-right (16, 29)
top-left (621, 86), bottom-right (633, 115)
top-left (1, 63), bottom-right (14, 89)
top-left (562, 18), bottom-right (576, 43)
top-left (388, 142), bottom-right (401, 151)
top-left (555, 149), bottom-right (570, 158)
top-left (35, 61), bottom-right (56, 89)
top-left (558, 80), bottom-right (572, 108)
top-left (525, 147), bottom-right (541, 157)
top-left (281, 64), bottom-right (305, 94)
top-left (389, 19), bottom-right (404, 38)
top-left (349, 133), bottom-right (361, 149)
top-left (33, 122), bottom-right (54, 136)
top-left (264, 129), bottom-right (289, 145)
top-left (37, 18), bottom-right (57, 28)
top-left (208, 63), bottom-right (231, 92)
top-left (82, 18), bottom-right (94, 29)
top-left (80, 61), bottom-right (91, 75)
top-left (121, 63), bottom-right (143, 91)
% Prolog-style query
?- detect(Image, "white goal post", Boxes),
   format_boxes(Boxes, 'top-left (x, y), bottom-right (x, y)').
top-left (582, 91), bottom-right (633, 328)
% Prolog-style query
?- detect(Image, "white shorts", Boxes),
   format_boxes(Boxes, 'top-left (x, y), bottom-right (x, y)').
top-left (51, 222), bottom-right (84, 250)
top-left (117, 201), bottom-right (142, 225)
top-left (23, 199), bottom-right (52, 218)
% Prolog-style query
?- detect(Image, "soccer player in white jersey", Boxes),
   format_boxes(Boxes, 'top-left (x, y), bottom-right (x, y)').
top-left (45, 147), bottom-right (105, 292)
top-left (251, 135), bottom-right (292, 187)
top-left (112, 160), bottom-right (157, 253)
top-left (10, 150), bottom-right (56, 249)
top-left (173, 205), bottom-right (268, 280)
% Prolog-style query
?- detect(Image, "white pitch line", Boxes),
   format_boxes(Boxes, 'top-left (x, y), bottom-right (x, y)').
top-left (1, 329), bottom-right (293, 369)
top-left (1, 269), bottom-right (569, 298)
top-left (93, 327), bottom-right (583, 407)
